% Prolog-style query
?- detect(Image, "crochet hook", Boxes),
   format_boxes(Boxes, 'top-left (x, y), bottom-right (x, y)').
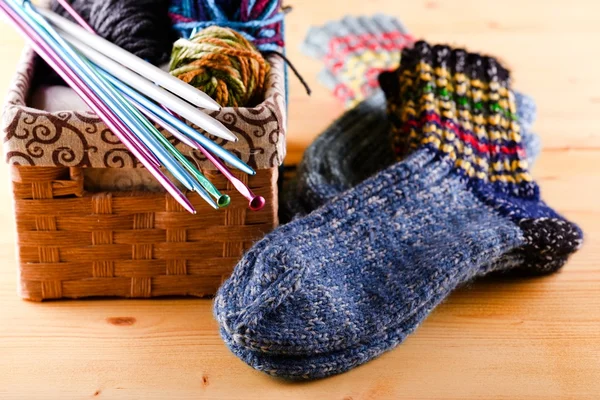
top-left (14, 0), bottom-right (219, 210)
top-left (0, 0), bottom-right (196, 214)
top-left (54, 0), bottom-right (229, 207)
top-left (39, 9), bottom-right (224, 113)
top-left (64, 36), bottom-right (238, 143)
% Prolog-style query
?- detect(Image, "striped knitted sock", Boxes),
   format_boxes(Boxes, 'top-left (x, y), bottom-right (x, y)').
top-left (301, 15), bottom-right (414, 108)
top-left (215, 42), bottom-right (582, 380)
top-left (281, 89), bottom-right (541, 220)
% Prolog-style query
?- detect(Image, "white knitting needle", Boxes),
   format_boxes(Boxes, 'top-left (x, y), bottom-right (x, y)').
top-left (65, 34), bottom-right (237, 142)
top-left (38, 9), bottom-right (222, 112)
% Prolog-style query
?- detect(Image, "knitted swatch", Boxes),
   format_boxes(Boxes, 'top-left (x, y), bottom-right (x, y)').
top-left (282, 89), bottom-right (541, 220)
top-left (301, 15), bottom-right (414, 108)
top-left (215, 41), bottom-right (583, 380)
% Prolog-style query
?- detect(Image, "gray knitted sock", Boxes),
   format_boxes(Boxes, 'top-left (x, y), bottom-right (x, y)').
top-left (282, 90), bottom-right (541, 220)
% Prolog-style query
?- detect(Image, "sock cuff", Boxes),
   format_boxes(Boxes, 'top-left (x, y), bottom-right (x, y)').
top-left (381, 40), bottom-right (538, 199)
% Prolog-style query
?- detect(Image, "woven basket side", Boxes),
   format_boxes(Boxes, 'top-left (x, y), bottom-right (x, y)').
top-left (13, 166), bottom-right (278, 301)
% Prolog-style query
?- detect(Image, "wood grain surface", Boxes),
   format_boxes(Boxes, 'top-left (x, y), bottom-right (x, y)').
top-left (1, 1), bottom-right (599, 399)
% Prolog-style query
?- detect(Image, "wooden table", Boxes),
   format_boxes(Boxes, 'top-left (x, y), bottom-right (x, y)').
top-left (1, 1), bottom-right (599, 398)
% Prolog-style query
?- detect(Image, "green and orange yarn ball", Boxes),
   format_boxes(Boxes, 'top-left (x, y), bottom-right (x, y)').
top-left (170, 26), bottom-right (270, 107)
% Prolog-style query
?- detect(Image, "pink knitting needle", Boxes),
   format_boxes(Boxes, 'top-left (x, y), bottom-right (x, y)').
top-left (56, 0), bottom-right (265, 211)
top-left (0, 1), bottom-right (196, 214)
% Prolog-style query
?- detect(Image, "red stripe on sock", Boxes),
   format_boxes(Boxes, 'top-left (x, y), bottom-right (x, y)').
top-left (323, 32), bottom-right (414, 72)
top-left (404, 113), bottom-right (526, 157)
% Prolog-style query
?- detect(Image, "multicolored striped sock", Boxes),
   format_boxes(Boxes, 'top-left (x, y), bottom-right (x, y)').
top-left (301, 15), bottom-right (413, 108)
top-left (281, 89), bottom-right (541, 221)
top-left (215, 42), bottom-right (582, 380)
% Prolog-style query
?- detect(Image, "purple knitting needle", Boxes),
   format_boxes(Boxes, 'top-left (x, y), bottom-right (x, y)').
top-left (0, 1), bottom-right (196, 214)
top-left (56, 0), bottom-right (265, 211)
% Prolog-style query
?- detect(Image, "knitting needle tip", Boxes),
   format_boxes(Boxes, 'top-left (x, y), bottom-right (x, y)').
top-left (197, 92), bottom-right (222, 111)
top-left (217, 194), bottom-right (231, 208)
top-left (249, 196), bottom-right (266, 211)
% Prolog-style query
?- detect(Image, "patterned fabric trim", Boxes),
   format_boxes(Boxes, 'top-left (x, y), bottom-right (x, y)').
top-left (1, 47), bottom-right (286, 170)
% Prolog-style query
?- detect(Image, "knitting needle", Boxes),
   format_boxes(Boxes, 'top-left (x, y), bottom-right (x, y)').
top-left (14, 0), bottom-right (219, 209)
top-left (0, 1), bottom-right (196, 214)
top-left (63, 34), bottom-right (238, 142)
top-left (39, 9), bottom-right (224, 112)
top-left (53, 0), bottom-right (229, 207)
top-left (196, 144), bottom-right (266, 211)
top-left (20, 2), bottom-right (202, 196)
top-left (47, 2), bottom-right (254, 178)
top-left (109, 76), bottom-right (264, 210)
top-left (98, 70), bottom-right (256, 176)
top-left (115, 88), bottom-right (229, 208)
top-left (47, 0), bottom-right (257, 210)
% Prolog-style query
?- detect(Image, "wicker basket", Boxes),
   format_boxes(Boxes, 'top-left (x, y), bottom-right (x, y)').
top-left (2, 49), bottom-right (286, 301)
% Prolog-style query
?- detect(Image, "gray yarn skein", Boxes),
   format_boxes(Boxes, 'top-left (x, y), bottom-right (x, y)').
top-left (51, 0), bottom-right (175, 65)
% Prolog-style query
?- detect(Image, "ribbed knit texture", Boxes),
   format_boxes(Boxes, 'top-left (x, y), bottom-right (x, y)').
top-left (281, 89), bottom-right (541, 221)
top-left (215, 41), bottom-right (583, 380)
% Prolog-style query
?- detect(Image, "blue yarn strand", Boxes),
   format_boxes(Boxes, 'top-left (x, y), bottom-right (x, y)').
top-left (169, 0), bottom-right (284, 51)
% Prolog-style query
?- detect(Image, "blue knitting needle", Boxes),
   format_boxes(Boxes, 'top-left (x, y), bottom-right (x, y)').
top-left (12, 1), bottom-right (191, 182)
top-left (22, 0), bottom-right (219, 208)
top-left (14, 0), bottom-right (219, 208)
top-left (55, 0), bottom-right (255, 177)
top-left (53, 0), bottom-right (227, 207)
top-left (97, 69), bottom-right (256, 176)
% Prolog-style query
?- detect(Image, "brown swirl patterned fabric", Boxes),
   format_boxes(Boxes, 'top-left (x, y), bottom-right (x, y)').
top-left (1, 48), bottom-right (287, 171)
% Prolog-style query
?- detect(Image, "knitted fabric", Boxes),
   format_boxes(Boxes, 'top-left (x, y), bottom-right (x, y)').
top-left (281, 89), bottom-right (541, 221)
top-left (214, 42), bottom-right (583, 380)
top-left (301, 15), bottom-right (414, 108)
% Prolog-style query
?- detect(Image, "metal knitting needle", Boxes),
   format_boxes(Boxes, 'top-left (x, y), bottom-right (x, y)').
top-left (39, 9), bottom-right (223, 112)
top-left (62, 34), bottom-right (238, 142)
top-left (119, 90), bottom-right (264, 211)
top-left (17, 0), bottom-right (196, 190)
top-left (196, 144), bottom-right (266, 211)
top-left (16, 0), bottom-right (219, 209)
top-left (110, 76), bottom-right (225, 208)
top-left (54, 0), bottom-right (253, 180)
top-left (0, 0), bottom-right (196, 214)
top-left (98, 71), bottom-right (256, 176)
top-left (52, 0), bottom-right (258, 210)
top-left (53, 0), bottom-right (229, 207)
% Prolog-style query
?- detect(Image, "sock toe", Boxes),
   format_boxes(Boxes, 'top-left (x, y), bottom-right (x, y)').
top-left (215, 240), bottom-right (309, 350)
top-left (516, 217), bottom-right (584, 275)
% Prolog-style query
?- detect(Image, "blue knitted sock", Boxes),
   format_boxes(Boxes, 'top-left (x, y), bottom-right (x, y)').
top-left (215, 42), bottom-right (582, 379)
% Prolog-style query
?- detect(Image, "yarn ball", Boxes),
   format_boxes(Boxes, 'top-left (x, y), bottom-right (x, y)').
top-left (51, 0), bottom-right (175, 65)
top-left (169, 26), bottom-right (270, 107)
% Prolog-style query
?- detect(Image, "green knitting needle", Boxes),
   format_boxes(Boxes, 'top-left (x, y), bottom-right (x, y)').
top-left (113, 78), bottom-right (231, 208)
top-left (50, 0), bottom-right (229, 209)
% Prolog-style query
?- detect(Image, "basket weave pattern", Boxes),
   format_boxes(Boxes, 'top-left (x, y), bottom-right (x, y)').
top-left (2, 48), bottom-right (285, 301)
top-left (13, 165), bottom-right (277, 301)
